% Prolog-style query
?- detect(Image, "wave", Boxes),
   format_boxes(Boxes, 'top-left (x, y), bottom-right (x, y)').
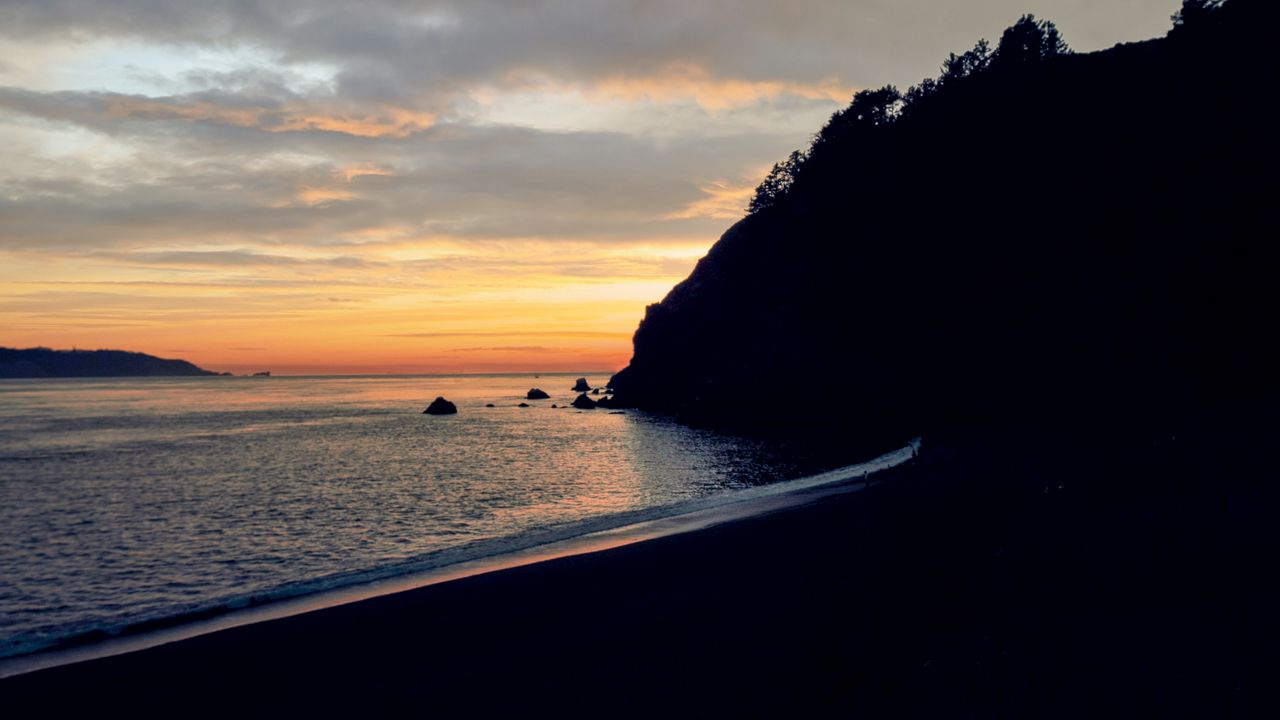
top-left (0, 438), bottom-right (919, 678)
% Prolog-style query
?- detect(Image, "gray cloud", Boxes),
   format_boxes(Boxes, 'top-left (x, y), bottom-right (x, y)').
top-left (0, 289), bottom-right (314, 324)
top-left (0, 111), bottom-right (786, 252)
top-left (0, 2), bottom-right (1179, 92)
top-left (88, 250), bottom-right (381, 269)
top-left (1, 0), bottom-right (1181, 273)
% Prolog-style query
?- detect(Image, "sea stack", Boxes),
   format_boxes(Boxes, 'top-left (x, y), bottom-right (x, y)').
top-left (526, 388), bottom-right (551, 400)
top-left (571, 393), bottom-right (597, 410)
top-left (572, 378), bottom-right (591, 392)
top-left (423, 397), bottom-right (458, 415)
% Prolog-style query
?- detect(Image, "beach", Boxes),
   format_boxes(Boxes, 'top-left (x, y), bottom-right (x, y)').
top-left (0, 374), bottom-right (879, 661)
top-left (1, 427), bottom-right (1269, 716)
top-left (1, 1), bottom-right (1275, 716)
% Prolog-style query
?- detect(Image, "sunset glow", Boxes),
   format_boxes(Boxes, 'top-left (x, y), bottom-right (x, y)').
top-left (0, 1), bottom-right (1177, 373)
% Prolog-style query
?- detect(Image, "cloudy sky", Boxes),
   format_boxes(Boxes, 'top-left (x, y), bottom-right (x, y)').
top-left (0, 0), bottom-right (1178, 373)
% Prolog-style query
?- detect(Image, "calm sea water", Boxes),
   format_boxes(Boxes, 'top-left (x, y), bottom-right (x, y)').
top-left (0, 374), bottom-right (854, 659)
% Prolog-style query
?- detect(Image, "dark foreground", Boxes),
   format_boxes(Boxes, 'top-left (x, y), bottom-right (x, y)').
top-left (2, 422), bottom-right (1275, 717)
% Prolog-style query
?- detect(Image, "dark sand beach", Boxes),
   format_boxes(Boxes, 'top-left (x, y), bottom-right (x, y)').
top-left (1, 3), bottom-right (1276, 717)
top-left (2, 425), bottom-right (1272, 717)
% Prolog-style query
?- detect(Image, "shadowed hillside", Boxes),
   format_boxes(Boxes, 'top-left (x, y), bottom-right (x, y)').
top-left (0, 347), bottom-right (216, 378)
top-left (610, 0), bottom-right (1278, 438)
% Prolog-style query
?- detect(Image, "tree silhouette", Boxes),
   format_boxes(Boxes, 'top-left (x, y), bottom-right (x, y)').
top-left (619, 0), bottom-right (1279, 435)
top-left (746, 14), bottom-right (1072, 216)
top-left (903, 78), bottom-right (937, 108)
top-left (847, 86), bottom-right (903, 127)
top-left (748, 149), bottom-right (806, 213)
top-left (941, 39), bottom-right (992, 83)
top-left (813, 86), bottom-right (902, 146)
top-left (993, 15), bottom-right (1069, 66)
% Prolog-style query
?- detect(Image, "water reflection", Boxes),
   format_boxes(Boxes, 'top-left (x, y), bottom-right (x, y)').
top-left (0, 374), bottom-right (856, 658)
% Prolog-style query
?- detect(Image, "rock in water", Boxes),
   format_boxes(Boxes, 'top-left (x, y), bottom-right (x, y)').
top-left (423, 397), bottom-right (457, 415)
top-left (526, 388), bottom-right (551, 400)
top-left (571, 393), bottom-right (597, 410)
top-left (572, 378), bottom-right (591, 392)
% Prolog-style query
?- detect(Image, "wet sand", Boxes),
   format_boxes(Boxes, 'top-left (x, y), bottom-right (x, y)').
top-left (1, 431), bottom-right (1271, 716)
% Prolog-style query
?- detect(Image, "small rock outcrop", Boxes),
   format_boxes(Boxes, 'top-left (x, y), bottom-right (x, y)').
top-left (518, 402), bottom-right (530, 408)
top-left (571, 393), bottom-right (597, 410)
top-left (423, 397), bottom-right (457, 415)
top-left (485, 403), bottom-right (496, 408)
top-left (526, 388), bottom-right (550, 400)
top-left (572, 378), bottom-right (591, 392)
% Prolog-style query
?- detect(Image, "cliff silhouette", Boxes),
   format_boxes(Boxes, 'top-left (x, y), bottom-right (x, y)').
top-left (0, 347), bottom-right (217, 378)
top-left (610, 0), bottom-right (1277, 437)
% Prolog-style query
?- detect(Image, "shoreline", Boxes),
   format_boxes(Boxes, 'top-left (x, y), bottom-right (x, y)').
top-left (0, 429), bottom-right (1264, 716)
top-left (0, 439), bottom-right (919, 680)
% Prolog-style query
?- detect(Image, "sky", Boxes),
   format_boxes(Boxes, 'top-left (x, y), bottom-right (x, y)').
top-left (0, 0), bottom-right (1180, 374)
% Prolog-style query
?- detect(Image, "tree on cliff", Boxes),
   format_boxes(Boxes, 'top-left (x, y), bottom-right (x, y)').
top-left (618, 0), bottom-right (1276, 431)
top-left (748, 150), bottom-right (806, 213)
top-left (814, 86), bottom-right (903, 145)
top-left (940, 39), bottom-right (992, 83)
top-left (748, 15), bottom-right (1069, 215)
top-left (991, 15), bottom-right (1069, 66)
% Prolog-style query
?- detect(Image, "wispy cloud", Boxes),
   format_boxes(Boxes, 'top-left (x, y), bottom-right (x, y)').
top-left (668, 177), bottom-right (761, 220)
top-left (447, 346), bottom-right (579, 354)
top-left (384, 331), bottom-right (631, 339)
top-left (0, 86), bottom-right (434, 138)
top-left (0, 0), bottom-right (1179, 371)
top-left (87, 250), bottom-right (380, 269)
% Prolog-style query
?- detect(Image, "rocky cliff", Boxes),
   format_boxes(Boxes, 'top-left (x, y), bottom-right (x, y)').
top-left (609, 0), bottom-right (1278, 435)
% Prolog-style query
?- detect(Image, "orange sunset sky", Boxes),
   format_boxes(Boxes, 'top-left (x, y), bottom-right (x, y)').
top-left (0, 1), bottom-right (1176, 373)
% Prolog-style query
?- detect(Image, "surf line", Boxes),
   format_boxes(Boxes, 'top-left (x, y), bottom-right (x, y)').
top-left (0, 438), bottom-right (921, 680)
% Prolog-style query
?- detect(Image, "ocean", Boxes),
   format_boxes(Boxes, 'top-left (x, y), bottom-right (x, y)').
top-left (0, 373), bottom-right (868, 661)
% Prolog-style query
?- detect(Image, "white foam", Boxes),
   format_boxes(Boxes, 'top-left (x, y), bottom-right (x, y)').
top-left (0, 438), bottom-right (920, 679)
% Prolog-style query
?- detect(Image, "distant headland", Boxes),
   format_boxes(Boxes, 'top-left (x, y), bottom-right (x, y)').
top-left (0, 347), bottom-right (220, 378)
